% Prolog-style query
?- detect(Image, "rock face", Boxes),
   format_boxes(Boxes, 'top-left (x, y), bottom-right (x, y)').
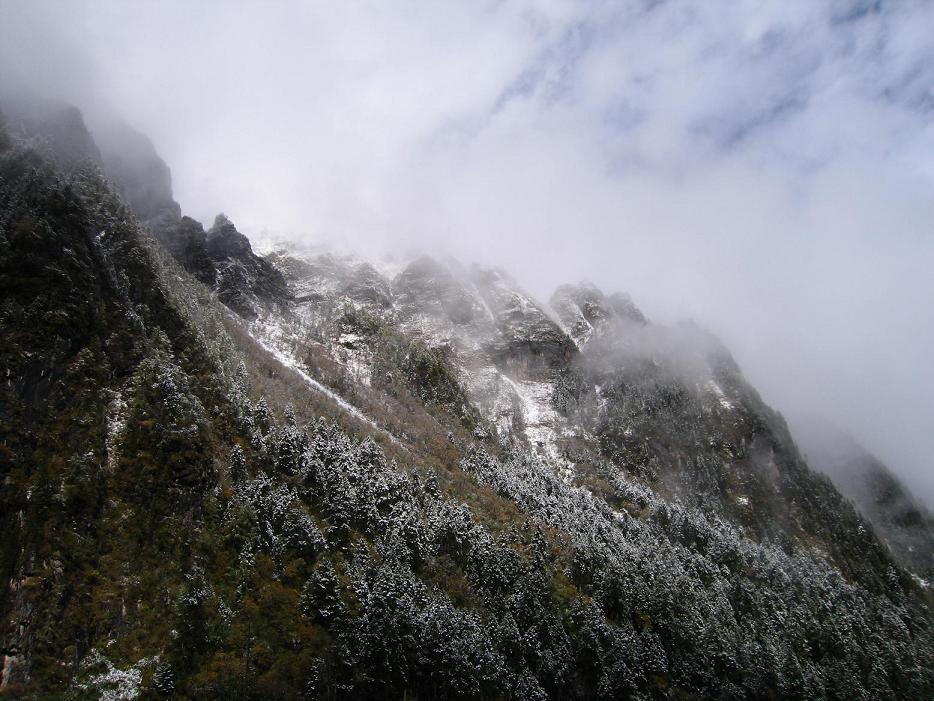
top-left (470, 265), bottom-right (576, 380)
top-left (342, 262), bottom-right (393, 309)
top-left (160, 216), bottom-right (216, 286)
top-left (205, 214), bottom-right (291, 319)
top-left (394, 255), bottom-right (484, 326)
top-left (94, 119), bottom-right (181, 225)
top-left (0, 96), bottom-right (102, 166)
top-left (206, 214), bottom-right (254, 259)
top-left (551, 282), bottom-right (647, 346)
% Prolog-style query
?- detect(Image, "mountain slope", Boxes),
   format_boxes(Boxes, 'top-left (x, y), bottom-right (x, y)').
top-left (258, 245), bottom-right (917, 590)
top-left (795, 419), bottom-right (934, 580)
top-left (0, 109), bottom-right (932, 700)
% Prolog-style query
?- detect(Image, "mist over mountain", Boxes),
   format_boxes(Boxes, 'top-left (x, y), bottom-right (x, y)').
top-left (2, 0), bottom-right (932, 507)
top-left (2, 2), bottom-right (933, 699)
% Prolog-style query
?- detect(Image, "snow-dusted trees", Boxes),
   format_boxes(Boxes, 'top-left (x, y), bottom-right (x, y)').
top-left (117, 341), bottom-right (215, 506)
top-left (300, 559), bottom-right (343, 624)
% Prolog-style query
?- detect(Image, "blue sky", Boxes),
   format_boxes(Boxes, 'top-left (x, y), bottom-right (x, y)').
top-left (2, 0), bottom-right (933, 501)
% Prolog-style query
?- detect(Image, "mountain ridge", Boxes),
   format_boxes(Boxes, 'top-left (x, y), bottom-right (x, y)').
top-left (1, 99), bottom-right (931, 699)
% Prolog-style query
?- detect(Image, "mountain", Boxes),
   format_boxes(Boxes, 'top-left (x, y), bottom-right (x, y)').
top-left (1, 103), bottom-right (932, 700)
top-left (794, 418), bottom-right (934, 581)
top-left (259, 244), bottom-right (923, 585)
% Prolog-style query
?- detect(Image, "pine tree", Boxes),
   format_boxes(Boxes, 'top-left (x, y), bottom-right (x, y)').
top-left (300, 560), bottom-right (343, 625)
top-left (230, 444), bottom-right (246, 482)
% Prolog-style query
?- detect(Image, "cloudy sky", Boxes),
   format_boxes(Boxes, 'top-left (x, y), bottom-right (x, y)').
top-left (2, 0), bottom-right (933, 502)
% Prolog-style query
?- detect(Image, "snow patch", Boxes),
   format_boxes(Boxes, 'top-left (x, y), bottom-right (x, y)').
top-left (105, 391), bottom-right (128, 472)
top-left (75, 652), bottom-right (157, 701)
top-left (249, 318), bottom-right (401, 446)
top-left (706, 380), bottom-right (734, 410)
top-left (501, 375), bottom-right (563, 462)
top-left (341, 352), bottom-right (372, 387)
top-left (337, 332), bottom-right (365, 348)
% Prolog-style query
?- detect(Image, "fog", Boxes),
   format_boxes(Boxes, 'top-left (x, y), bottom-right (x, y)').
top-left (2, 0), bottom-right (932, 504)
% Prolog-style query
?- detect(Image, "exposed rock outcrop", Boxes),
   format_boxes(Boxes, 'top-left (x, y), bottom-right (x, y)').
top-left (206, 214), bottom-right (291, 319)
top-left (551, 282), bottom-right (646, 346)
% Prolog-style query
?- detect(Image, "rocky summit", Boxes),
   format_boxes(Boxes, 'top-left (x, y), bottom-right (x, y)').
top-left (1, 102), bottom-right (932, 700)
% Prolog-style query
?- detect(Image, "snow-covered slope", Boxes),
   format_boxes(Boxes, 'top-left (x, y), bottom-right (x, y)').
top-left (256, 248), bottom-right (591, 466)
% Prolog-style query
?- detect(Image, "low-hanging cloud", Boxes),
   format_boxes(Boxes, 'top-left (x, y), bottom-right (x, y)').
top-left (2, 0), bottom-right (932, 503)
